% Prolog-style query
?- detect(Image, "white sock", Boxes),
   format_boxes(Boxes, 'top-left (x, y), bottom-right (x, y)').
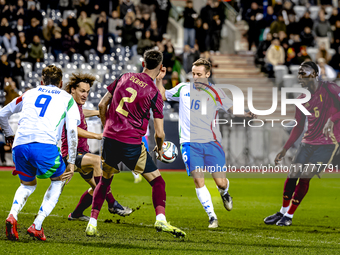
top-left (156, 213), bottom-right (166, 222)
top-left (217, 179), bottom-right (230, 196)
top-left (196, 185), bottom-right (217, 219)
top-left (280, 206), bottom-right (289, 215)
top-left (89, 217), bottom-right (97, 227)
top-left (9, 184), bottom-right (36, 220)
top-left (284, 212), bottom-right (294, 218)
top-left (132, 172), bottom-right (139, 179)
top-left (33, 180), bottom-right (64, 230)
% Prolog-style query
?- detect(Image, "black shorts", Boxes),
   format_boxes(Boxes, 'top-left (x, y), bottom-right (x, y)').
top-left (292, 143), bottom-right (338, 167)
top-left (63, 152), bottom-right (92, 179)
top-left (102, 137), bottom-right (157, 174)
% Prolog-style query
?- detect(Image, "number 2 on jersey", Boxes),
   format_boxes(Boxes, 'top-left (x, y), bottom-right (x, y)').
top-left (35, 95), bottom-right (52, 117)
top-left (116, 88), bottom-right (137, 117)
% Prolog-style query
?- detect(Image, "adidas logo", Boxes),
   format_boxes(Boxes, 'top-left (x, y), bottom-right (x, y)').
top-left (184, 93), bottom-right (190, 97)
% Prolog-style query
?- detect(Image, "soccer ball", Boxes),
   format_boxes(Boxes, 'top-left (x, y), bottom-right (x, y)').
top-left (157, 141), bottom-right (178, 163)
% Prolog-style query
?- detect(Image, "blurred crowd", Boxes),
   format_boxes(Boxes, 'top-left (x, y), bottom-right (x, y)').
top-left (240, 0), bottom-right (340, 80)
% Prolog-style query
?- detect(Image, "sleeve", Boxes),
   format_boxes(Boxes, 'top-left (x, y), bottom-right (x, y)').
top-left (65, 97), bottom-right (81, 164)
top-left (283, 106), bottom-right (306, 151)
top-left (0, 96), bottom-right (24, 137)
top-left (151, 91), bottom-right (164, 119)
top-left (165, 83), bottom-right (185, 102)
top-left (107, 74), bottom-right (124, 95)
top-left (327, 83), bottom-right (340, 123)
top-left (217, 88), bottom-right (233, 113)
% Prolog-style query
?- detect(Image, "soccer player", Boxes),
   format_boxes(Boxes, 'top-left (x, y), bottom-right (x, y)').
top-left (61, 73), bottom-right (132, 221)
top-left (85, 49), bottom-right (186, 238)
top-left (264, 61), bottom-right (340, 226)
top-left (156, 58), bottom-right (255, 228)
top-left (1, 65), bottom-right (80, 241)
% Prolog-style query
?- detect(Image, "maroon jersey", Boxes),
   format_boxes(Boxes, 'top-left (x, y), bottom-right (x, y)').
top-left (103, 72), bottom-right (163, 144)
top-left (61, 104), bottom-right (89, 157)
top-left (284, 81), bottom-right (340, 150)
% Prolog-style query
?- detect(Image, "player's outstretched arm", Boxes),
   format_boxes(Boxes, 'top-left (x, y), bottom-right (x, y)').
top-left (153, 118), bottom-right (165, 160)
top-left (77, 127), bottom-right (102, 140)
top-left (83, 109), bottom-right (99, 118)
top-left (99, 91), bottom-right (112, 127)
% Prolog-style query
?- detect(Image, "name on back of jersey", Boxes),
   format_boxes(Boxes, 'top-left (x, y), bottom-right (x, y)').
top-left (38, 87), bottom-right (61, 94)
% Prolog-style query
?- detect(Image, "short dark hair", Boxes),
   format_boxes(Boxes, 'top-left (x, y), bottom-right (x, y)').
top-left (42, 65), bottom-right (63, 86)
top-left (64, 72), bottom-right (96, 93)
top-left (143, 49), bottom-right (163, 70)
top-left (192, 58), bottom-right (212, 73)
top-left (301, 61), bottom-right (319, 75)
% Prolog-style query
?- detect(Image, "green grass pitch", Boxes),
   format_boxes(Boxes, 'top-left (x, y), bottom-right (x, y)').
top-left (0, 171), bottom-right (339, 254)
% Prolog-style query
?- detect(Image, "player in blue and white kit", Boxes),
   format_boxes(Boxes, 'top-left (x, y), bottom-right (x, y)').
top-left (0, 65), bottom-right (80, 241)
top-left (157, 58), bottom-right (255, 228)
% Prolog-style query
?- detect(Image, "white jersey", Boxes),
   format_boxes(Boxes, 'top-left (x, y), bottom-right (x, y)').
top-left (0, 85), bottom-right (80, 148)
top-left (165, 82), bottom-right (233, 144)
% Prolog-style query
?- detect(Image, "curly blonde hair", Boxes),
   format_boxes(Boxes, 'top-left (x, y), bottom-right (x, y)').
top-left (64, 72), bottom-right (96, 93)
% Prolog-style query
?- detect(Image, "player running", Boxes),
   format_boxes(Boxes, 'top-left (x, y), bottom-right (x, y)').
top-left (264, 61), bottom-right (340, 226)
top-left (61, 73), bottom-right (133, 221)
top-left (1, 65), bottom-right (80, 241)
top-left (85, 49), bottom-right (186, 238)
top-left (157, 58), bottom-right (255, 228)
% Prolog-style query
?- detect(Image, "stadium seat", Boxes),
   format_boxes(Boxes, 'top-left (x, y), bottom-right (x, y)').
top-left (57, 53), bottom-right (70, 67)
top-left (283, 74), bottom-right (297, 87)
top-left (101, 54), bottom-right (115, 65)
top-left (21, 62), bottom-right (32, 74)
top-left (65, 63), bottom-right (77, 73)
top-left (293, 6), bottom-right (307, 19)
top-left (80, 63), bottom-right (92, 71)
top-left (273, 65), bottom-right (288, 86)
top-left (35, 62), bottom-right (47, 73)
top-left (290, 65), bottom-right (300, 77)
top-left (44, 53), bottom-right (55, 65)
top-left (89, 54), bottom-right (100, 68)
top-left (309, 6), bottom-right (320, 20)
top-left (63, 10), bottom-right (77, 20)
top-left (325, 6), bottom-right (333, 20)
top-left (71, 53), bottom-right (85, 67)
top-left (306, 47), bottom-right (318, 62)
top-left (96, 64), bottom-right (108, 75)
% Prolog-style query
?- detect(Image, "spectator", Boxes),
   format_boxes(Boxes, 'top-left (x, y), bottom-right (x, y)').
top-left (195, 18), bottom-right (209, 53)
top-left (183, 0), bottom-right (197, 48)
top-left (282, 0), bottom-right (295, 17)
top-left (12, 58), bottom-right (25, 90)
top-left (331, 20), bottom-right (340, 50)
top-left (255, 32), bottom-right (273, 66)
top-left (313, 10), bottom-right (332, 49)
top-left (108, 10), bottom-right (123, 41)
top-left (4, 79), bottom-right (19, 106)
top-left (90, 4), bottom-right (101, 24)
top-left (316, 43), bottom-right (331, 63)
top-left (25, 18), bottom-right (42, 43)
top-left (95, 11), bottom-right (109, 35)
top-left (60, 18), bottom-right (69, 37)
top-left (1, 18), bottom-right (18, 54)
top-left (245, 2), bottom-right (261, 51)
top-left (211, 0), bottom-right (225, 53)
top-left (14, 18), bottom-right (26, 35)
top-left (328, 7), bottom-right (340, 28)
top-left (278, 31), bottom-right (289, 53)
top-left (298, 11), bottom-right (314, 31)
top-left (139, 0), bottom-right (157, 14)
top-left (285, 47), bottom-right (299, 67)
top-left (137, 30), bottom-right (154, 55)
top-left (94, 27), bottom-right (110, 57)
top-left (119, 16), bottom-right (138, 56)
top-left (77, 27), bottom-right (95, 61)
top-left (62, 26), bottom-right (78, 58)
top-left (149, 20), bottom-right (161, 42)
top-left (120, 0), bottom-right (136, 19)
top-left (43, 19), bottom-right (58, 52)
top-left (156, 0), bottom-right (171, 36)
top-left (181, 44), bottom-right (192, 73)
top-left (286, 14), bottom-right (299, 39)
top-left (16, 0), bottom-right (27, 22)
top-left (0, 17), bottom-right (10, 47)
top-left (140, 13), bottom-right (151, 33)
top-left (300, 26), bottom-right (315, 47)
top-left (27, 3), bottom-right (42, 23)
top-left (28, 35), bottom-right (44, 64)
top-left (290, 34), bottom-right (302, 56)
top-left (66, 12), bottom-right (79, 32)
top-left (318, 57), bottom-right (337, 81)
top-left (77, 10), bottom-right (95, 35)
top-left (270, 14), bottom-right (286, 36)
top-left (260, 5), bottom-right (276, 29)
top-left (3, 3), bottom-right (17, 22)
top-left (297, 46), bottom-right (311, 64)
top-left (273, 0), bottom-right (283, 16)
top-left (329, 46), bottom-right (340, 75)
top-left (50, 30), bottom-right (63, 59)
top-left (74, 0), bottom-right (90, 16)
top-left (17, 32), bottom-right (29, 59)
top-left (0, 54), bottom-right (11, 89)
top-left (265, 38), bottom-right (285, 78)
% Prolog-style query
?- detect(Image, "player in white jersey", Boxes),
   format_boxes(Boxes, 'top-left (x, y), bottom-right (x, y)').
top-left (157, 58), bottom-right (255, 228)
top-left (0, 65), bottom-right (80, 241)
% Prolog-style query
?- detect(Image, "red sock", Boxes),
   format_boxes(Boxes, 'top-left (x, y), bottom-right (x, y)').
top-left (282, 178), bottom-right (298, 207)
top-left (91, 176), bottom-right (113, 219)
top-left (287, 178), bottom-right (310, 215)
top-left (73, 190), bottom-right (93, 217)
top-left (95, 176), bottom-right (116, 207)
top-left (149, 176), bottom-right (166, 216)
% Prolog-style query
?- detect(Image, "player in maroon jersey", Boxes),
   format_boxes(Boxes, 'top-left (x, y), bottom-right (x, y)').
top-left (264, 61), bottom-right (340, 226)
top-left (85, 50), bottom-right (186, 238)
top-left (61, 73), bottom-right (132, 221)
